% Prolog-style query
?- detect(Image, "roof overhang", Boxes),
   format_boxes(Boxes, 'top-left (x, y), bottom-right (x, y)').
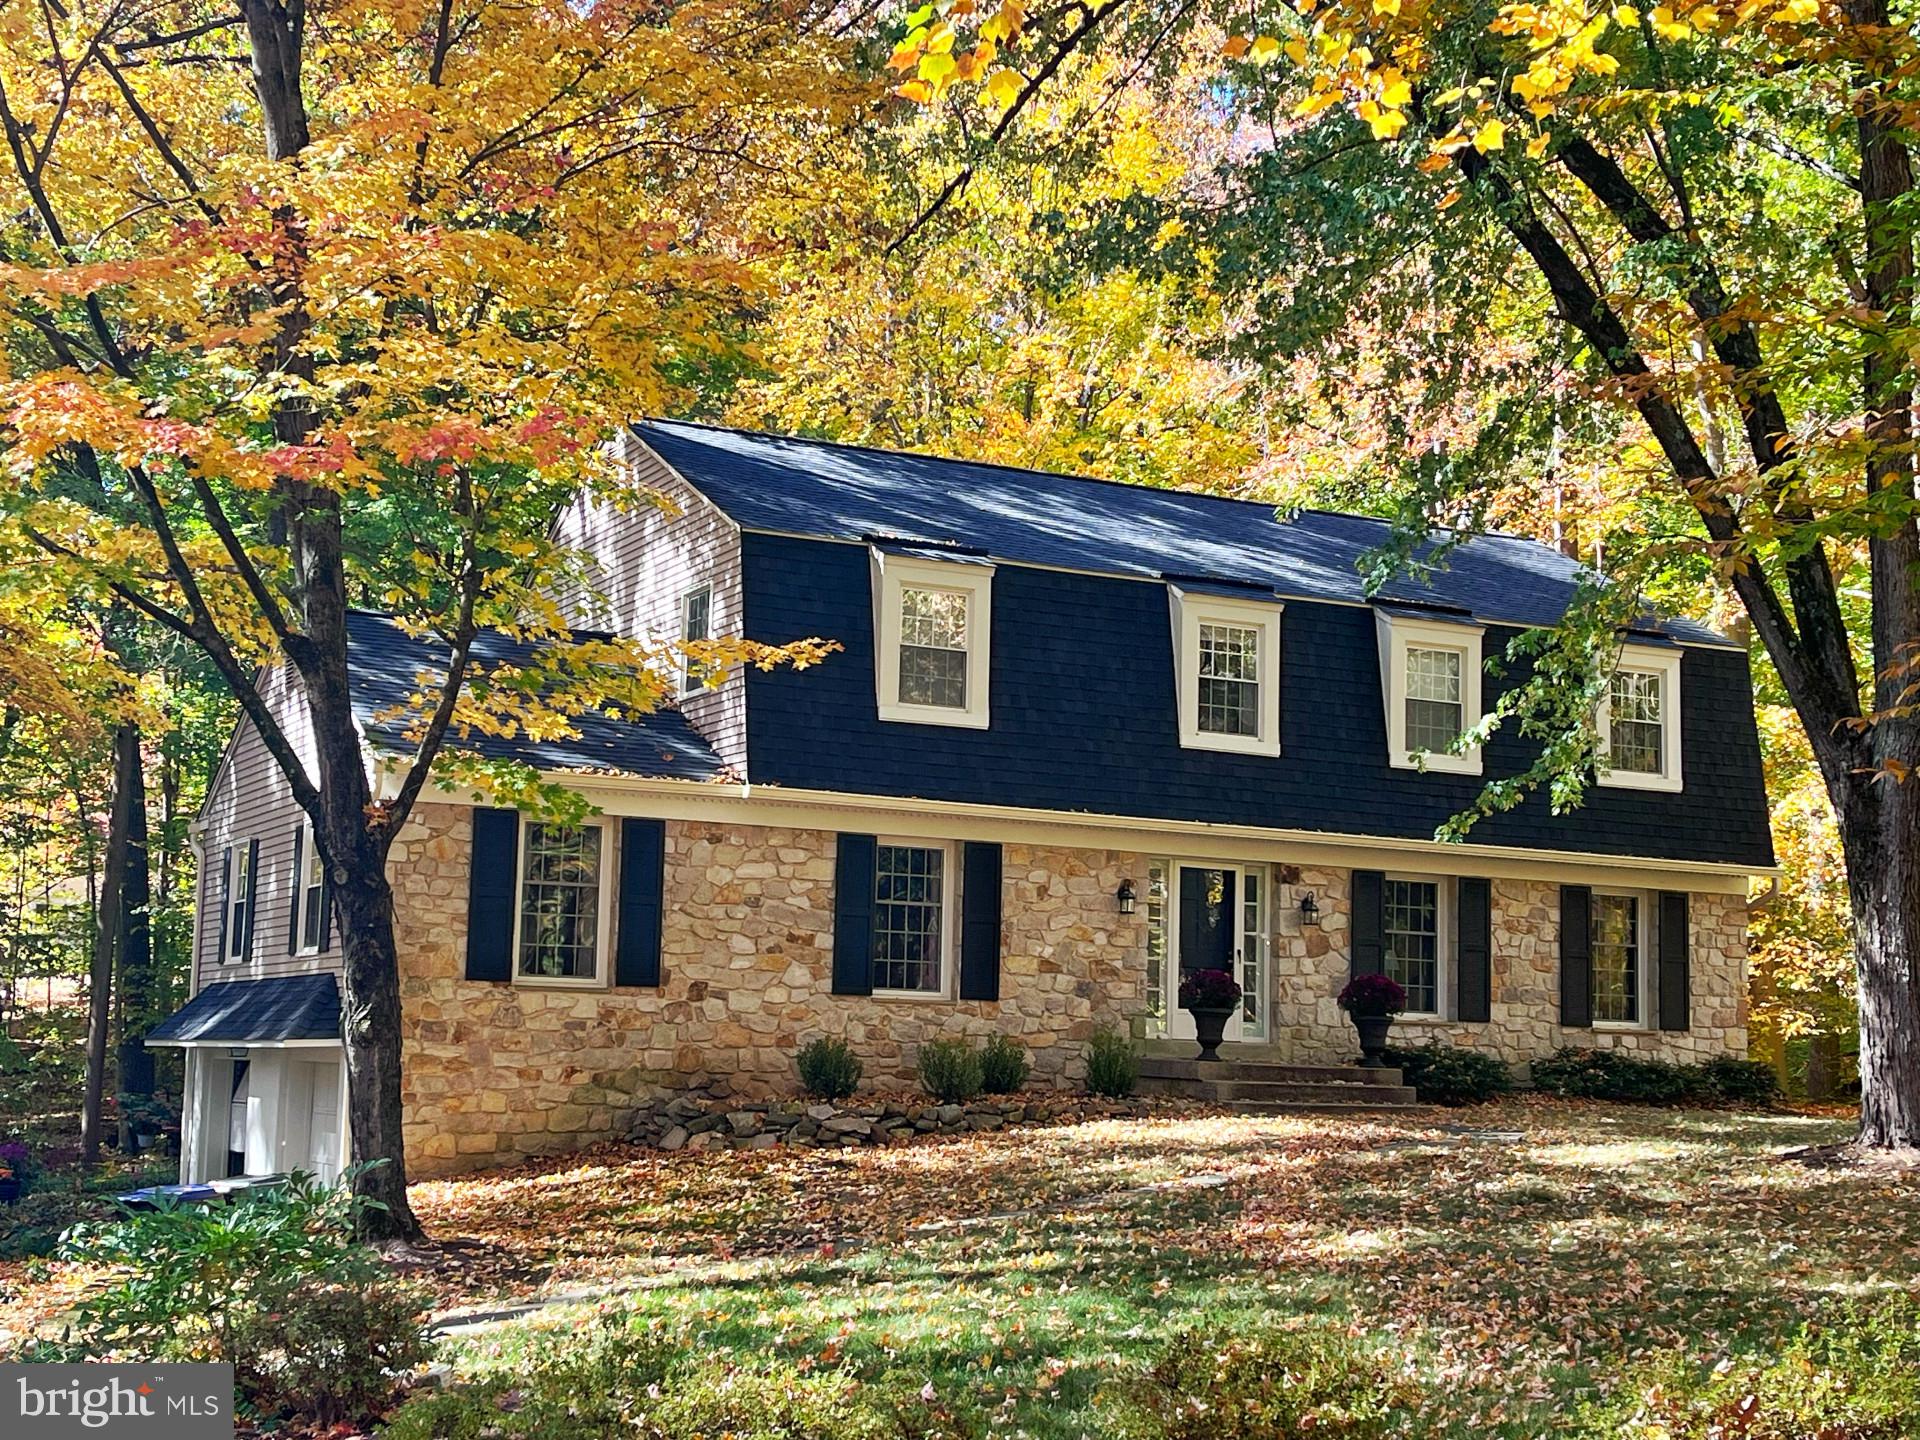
top-left (147, 974), bottom-right (340, 1047)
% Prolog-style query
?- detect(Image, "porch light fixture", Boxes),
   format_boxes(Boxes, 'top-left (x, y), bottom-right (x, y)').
top-left (1116, 879), bottom-right (1137, 915)
top-left (1298, 891), bottom-right (1321, 927)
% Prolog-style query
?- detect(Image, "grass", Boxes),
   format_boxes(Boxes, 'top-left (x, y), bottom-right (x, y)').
top-left (404, 1098), bottom-right (1919, 1437)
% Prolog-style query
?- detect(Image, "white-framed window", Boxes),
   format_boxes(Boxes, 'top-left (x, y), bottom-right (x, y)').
top-left (1591, 889), bottom-right (1649, 1026)
top-left (295, 823), bottom-right (326, 954)
top-left (513, 820), bottom-right (612, 986)
top-left (1597, 644), bottom-right (1683, 792)
top-left (1376, 612), bottom-right (1484, 774)
top-left (871, 551), bottom-right (994, 729)
top-left (224, 842), bottom-right (252, 962)
top-left (1383, 874), bottom-right (1447, 1017)
top-left (871, 839), bottom-right (954, 996)
top-left (1169, 586), bottom-right (1284, 756)
top-left (678, 583), bottom-right (713, 697)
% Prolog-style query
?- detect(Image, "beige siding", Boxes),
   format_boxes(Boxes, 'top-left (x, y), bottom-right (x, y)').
top-left (194, 667), bottom-right (344, 990)
top-left (550, 432), bottom-right (746, 774)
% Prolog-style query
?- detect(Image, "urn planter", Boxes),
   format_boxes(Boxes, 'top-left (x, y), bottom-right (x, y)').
top-left (1351, 1013), bottom-right (1394, 1067)
top-left (1186, 1005), bottom-right (1235, 1063)
top-left (0, 1176), bottom-right (20, 1205)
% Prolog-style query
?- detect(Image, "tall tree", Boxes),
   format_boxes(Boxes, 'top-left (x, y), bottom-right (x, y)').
top-left (0, 1), bottom-right (848, 1235)
top-left (886, 0), bottom-right (1920, 1145)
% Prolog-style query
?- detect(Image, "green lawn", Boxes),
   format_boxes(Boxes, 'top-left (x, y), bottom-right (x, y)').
top-left (405, 1098), bottom-right (1918, 1437)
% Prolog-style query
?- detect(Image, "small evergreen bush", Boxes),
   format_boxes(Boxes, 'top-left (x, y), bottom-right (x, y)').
top-left (977, 1034), bottom-right (1031, 1093)
top-left (1084, 1026), bottom-right (1138, 1098)
top-left (1107, 1323), bottom-right (1417, 1439)
top-left (1697, 1054), bottom-right (1783, 1106)
top-left (1532, 1047), bottom-right (1779, 1107)
top-left (917, 1037), bottom-right (983, 1103)
top-left (1382, 1042), bottom-right (1513, 1106)
top-left (796, 1037), bottom-right (862, 1099)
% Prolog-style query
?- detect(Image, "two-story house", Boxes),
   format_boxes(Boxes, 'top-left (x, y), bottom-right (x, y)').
top-left (149, 421), bottom-right (1774, 1180)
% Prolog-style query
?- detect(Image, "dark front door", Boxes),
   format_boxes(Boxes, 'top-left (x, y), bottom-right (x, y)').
top-left (1178, 866), bottom-right (1236, 980)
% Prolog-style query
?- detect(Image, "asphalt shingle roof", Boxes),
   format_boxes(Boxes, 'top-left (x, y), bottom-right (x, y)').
top-left (638, 420), bottom-right (1732, 647)
top-left (347, 611), bottom-right (731, 781)
top-left (147, 974), bottom-right (340, 1044)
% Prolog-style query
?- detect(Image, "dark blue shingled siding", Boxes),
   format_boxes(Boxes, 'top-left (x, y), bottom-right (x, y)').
top-left (741, 533), bottom-right (1774, 868)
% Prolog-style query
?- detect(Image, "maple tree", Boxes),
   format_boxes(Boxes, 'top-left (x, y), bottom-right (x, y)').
top-left (885, 0), bottom-right (1920, 1146)
top-left (0, 0), bottom-right (853, 1237)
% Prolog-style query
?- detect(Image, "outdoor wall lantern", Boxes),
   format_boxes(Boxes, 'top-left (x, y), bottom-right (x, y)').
top-left (1116, 879), bottom-right (1137, 915)
top-left (1298, 891), bottom-right (1321, 927)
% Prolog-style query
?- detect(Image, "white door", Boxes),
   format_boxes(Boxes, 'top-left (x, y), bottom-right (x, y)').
top-left (306, 1063), bottom-right (342, 1184)
top-left (1165, 863), bottom-right (1269, 1043)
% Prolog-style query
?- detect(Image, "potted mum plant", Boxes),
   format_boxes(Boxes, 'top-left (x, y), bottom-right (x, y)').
top-left (1336, 973), bottom-right (1407, 1067)
top-left (1178, 968), bottom-right (1243, 1062)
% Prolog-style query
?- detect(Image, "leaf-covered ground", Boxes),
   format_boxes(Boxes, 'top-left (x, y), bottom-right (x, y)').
top-left (411, 1097), bottom-right (1918, 1437)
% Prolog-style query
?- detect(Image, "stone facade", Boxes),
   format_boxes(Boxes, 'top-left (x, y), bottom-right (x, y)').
top-left (390, 804), bottom-right (1146, 1175)
top-left (1267, 869), bottom-right (1748, 1067)
top-left (388, 800), bottom-right (1747, 1177)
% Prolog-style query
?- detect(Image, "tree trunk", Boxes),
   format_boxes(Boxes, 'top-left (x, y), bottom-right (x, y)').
top-left (80, 723), bottom-right (137, 1168)
top-left (1841, 775), bottom-right (1920, 1147)
top-left (331, 862), bottom-right (422, 1238)
top-left (114, 721), bottom-right (153, 1150)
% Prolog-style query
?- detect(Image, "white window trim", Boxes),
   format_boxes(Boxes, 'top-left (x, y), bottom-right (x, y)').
top-left (510, 817), bottom-right (615, 990)
top-left (1590, 887), bottom-right (1652, 1029)
top-left (678, 582), bottom-right (714, 698)
top-left (871, 551), bottom-right (995, 729)
top-left (871, 836), bottom-right (957, 1000)
top-left (1376, 612), bottom-right (1485, 775)
top-left (225, 841), bottom-right (252, 963)
top-left (1383, 871), bottom-right (1450, 1020)
top-left (294, 822), bottom-right (325, 955)
top-left (1596, 644), bottom-right (1683, 793)
top-left (1169, 587), bottom-right (1284, 757)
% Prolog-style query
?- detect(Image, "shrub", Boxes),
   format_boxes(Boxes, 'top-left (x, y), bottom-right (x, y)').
top-left (796, 1037), bottom-right (863, 1100)
top-left (918, 1037), bottom-right (983, 1103)
top-left (59, 1168), bottom-right (427, 1424)
top-left (1336, 973), bottom-right (1407, 1017)
top-left (225, 1259), bottom-right (431, 1427)
top-left (1178, 967), bottom-right (1241, 1010)
top-left (1107, 1324), bottom-right (1417, 1439)
top-left (1570, 1298), bottom-right (1920, 1439)
top-left (1382, 1042), bottom-right (1513, 1106)
top-left (1698, 1054), bottom-right (1783, 1107)
top-left (1531, 1047), bottom-right (1778, 1107)
top-left (977, 1034), bottom-right (1030, 1094)
top-left (1085, 1026), bottom-right (1137, 1098)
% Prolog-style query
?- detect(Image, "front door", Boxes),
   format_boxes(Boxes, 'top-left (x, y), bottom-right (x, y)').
top-left (1166, 864), bottom-right (1269, 1042)
top-left (306, 1062), bottom-right (342, 1184)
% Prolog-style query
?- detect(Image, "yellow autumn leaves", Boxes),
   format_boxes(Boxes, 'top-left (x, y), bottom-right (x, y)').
top-left (889, 0), bottom-right (1029, 109)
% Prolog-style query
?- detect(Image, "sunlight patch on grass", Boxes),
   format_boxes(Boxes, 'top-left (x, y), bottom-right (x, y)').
top-left (1528, 1139), bottom-right (1697, 1168)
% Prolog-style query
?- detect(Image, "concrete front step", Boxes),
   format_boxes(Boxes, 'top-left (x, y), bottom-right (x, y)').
top-left (1138, 1074), bottom-right (1421, 1107)
top-left (1138, 1057), bottom-right (1406, 1087)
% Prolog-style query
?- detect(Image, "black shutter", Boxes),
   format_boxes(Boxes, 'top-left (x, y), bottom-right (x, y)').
top-left (1559, 883), bottom-right (1593, 1028)
top-left (319, 862), bottom-right (334, 952)
top-left (287, 825), bottom-right (304, 954)
top-left (1350, 869), bottom-right (1385, 978)
top-left (959, 842), bottom-right (1003, 1001)
top-left (216, 846), bottom-right (232, 963)
top-left (466, 807), bottom-right (518, 982)
top-left (1658, 891), bottom-right (1691, 1032)
top-left (615, 818), bottom-right (666, 987)
top-left (1456, 877), bottom-right (1492, 1022)
top-left (832, 833), bottom-right (876, 996)
top-left (240, 837), bottom-right (261, 959)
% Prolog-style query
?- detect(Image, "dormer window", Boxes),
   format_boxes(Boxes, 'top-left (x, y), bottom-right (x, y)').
top-left (871, 548), bottom-right (994, 728)
top-left (1597, 644), bottom-right (1683, 792)
top-left (1376, 609), bottom-right (1484, 774)
top-left (1169, 584), bottom-right (1283, 756)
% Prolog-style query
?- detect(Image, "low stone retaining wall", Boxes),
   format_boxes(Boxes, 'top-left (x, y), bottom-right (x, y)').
top-left (630, 1091), bottom-right (1208, 1152)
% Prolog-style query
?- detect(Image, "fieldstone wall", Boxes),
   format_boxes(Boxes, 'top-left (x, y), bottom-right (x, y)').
top-left (1267, 874), bottom-right (1748, 1069)
top-left (390, 804), bottom-right (1148, 1176)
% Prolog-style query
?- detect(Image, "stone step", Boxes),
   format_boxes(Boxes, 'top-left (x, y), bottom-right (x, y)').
top-left (1138, 1057), bottom-right (1406, 1087)
top-left (1137, 1074), bottom-right (1421, 1107)
top-left (1216, 1100), bottom-right (1435, 1117)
